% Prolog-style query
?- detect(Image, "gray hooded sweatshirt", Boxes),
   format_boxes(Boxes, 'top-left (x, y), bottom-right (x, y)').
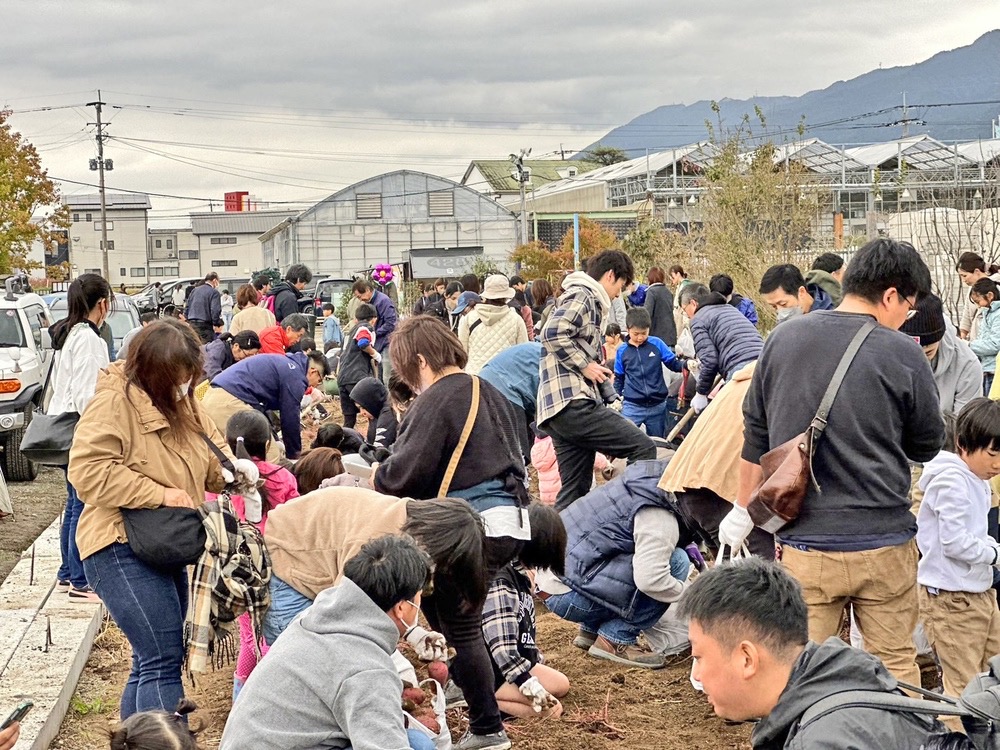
top-left (928, 327), bottom-right (982, 415)
top-left (752, 638), bottom-right (941, 749)
top-left (220, 578), bottom-right (409, 750)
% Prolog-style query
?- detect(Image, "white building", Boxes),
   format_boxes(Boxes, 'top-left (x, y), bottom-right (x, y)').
top-left (64, 193), bottom-right (151, 284)
top-left (190, 209), bottom-right (297, 278)
top-left (259, 171), bottom-right (518, 280)
top-left (147, 227), bottom-right (197, 280)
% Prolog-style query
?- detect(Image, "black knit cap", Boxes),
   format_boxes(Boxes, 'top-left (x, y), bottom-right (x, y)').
top-left (900, 293), bottom-right (946, 346)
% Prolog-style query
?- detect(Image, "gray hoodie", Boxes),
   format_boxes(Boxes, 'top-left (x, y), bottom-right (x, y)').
top-left (753, 638), bottom-right (940, 749)
top-left (930, 327), bottom-right (983, 414)
top-left (220, 578), bottom-right (409, 750)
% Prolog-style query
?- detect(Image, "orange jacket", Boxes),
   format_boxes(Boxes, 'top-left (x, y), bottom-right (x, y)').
top-left (258, 324), bottom-right (289, 355)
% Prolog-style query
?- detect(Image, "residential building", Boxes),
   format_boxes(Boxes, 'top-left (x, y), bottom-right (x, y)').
top-left (64, 193), bottom-right (151, 284)
top-left (190, 209), bottom-right (297, 277)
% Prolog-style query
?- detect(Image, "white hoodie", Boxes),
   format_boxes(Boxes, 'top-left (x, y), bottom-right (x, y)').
top-left (916, 450), bottom-right (1000, 593)
top-left (48, 322), bottom-right (110, 416)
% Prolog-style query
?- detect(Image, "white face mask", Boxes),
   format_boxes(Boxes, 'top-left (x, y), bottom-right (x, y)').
top-left (690, 659), bottom-right (704, 692)
top-left (176, 379), bottom-right (192, 401)
top-left (400, 599), bottom-right (420, 634)
top-left (776, 306), bottom-right (804, 324)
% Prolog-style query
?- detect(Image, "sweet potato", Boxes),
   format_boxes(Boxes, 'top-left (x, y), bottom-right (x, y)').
top-left (413, 712), bottom-right (441, 734)
top-left (426, 660), bottom-right (449, 684)
top-left (402, 687), bottom-right (426, 706)
top-left (401, 698), bottom-right (417, 713)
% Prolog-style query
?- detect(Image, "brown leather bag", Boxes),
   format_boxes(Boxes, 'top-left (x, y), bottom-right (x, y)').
top-left (747, 320), bottom-right (876, 534)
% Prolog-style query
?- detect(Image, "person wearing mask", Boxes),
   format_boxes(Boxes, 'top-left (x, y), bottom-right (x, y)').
top-left (266, 264), bottom-right (312, 324)
top-left (184, 272), bottom-right (223, 343)
top-left (229, 283), bottom-right (275, 335)
top-left (68, 319), bottom-right (243, 716)
top-left (353, 278), bottom-right (399, 381)
top-left (507, 275), bottom-right (535, 341)
top-left (807, 252), bottom-right (846, 307)
top-left (758, 263), bottom-right (834, 322)
top-left (424, 281), bottom-right (463, 333)
top-left (956, 252), bottom-right (1000, 341)
top-left (50, 273), bottom-right (112, 603)
top-left (201, 330), bottom-right (261, 383)
top-left (643, 267), bottom-right (678, 346)
top-left (460, 274), bottom-right (529, 375)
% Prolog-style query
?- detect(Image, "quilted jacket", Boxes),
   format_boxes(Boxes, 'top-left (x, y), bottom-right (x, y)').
top-left (459, 303), bottom-right (529, 375)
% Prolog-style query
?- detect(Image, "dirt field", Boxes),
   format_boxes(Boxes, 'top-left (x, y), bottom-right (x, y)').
top-left (0, 466), bottom-right (66, 583)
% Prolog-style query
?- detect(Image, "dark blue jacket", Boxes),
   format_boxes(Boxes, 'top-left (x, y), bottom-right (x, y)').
top-left (730, 294), bottom-right (759, 326)
top-left (478, 342), bottom-right (542, 416)
top-left (808, 284), bottom-right (835, 312)
top-left (185, 283), bottom-right (222, 326)
top-left (268, 281), bottom-right (302, 324)
top-left (690, 293), bottom-right (764, 395)
top-left (211, 353), bottom-right (308, 459)
top-left (613, 337), bottom-right (682, 406)
top-left (560, 460), bottom-right (679, 618)
top-left (371, 290), bottom-right (398, 353)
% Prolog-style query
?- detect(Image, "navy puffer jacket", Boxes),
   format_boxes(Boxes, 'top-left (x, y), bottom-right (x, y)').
top-left (690, 293), bottom-right (763, 395)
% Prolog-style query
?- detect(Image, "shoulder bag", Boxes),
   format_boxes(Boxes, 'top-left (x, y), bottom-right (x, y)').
top-left (437, 376), bottom-right (481, 498)
top-left (746, 320), bottom-right (877, 533)
top-left (121, 433), bottom-right (235, 570)
top-left (20, 345), bottom-right (80, 466)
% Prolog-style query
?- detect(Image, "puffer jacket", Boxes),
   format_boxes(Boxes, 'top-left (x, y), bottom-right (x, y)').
top-left (68, 362), bottom-right (232, 560)
top-left (690, 293), bottom-right (764, 395)
top-left (971, 300), bottom-right (1000, 373)
top-left (530, 435), bottom-right (608, 506)
top-left (459, 303), bottom-right (529, 375)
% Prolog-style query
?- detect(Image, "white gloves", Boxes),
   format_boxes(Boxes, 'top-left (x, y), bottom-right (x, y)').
top-left (233, 458), bottom-right (260, 490)
top-left (372, 350), bottom-right (383, 364)
top-left (718, 505), bottom-right (755, 550)
top-left (691, 393), bottom-right (709, 414)
top-left (519, 676), bottom-right (558, 713)
top-left (404, 626), bottom-right (448, 662)
top-left (686, 358), bottom-right (701, 376)
top-left (301, 393), bottom-right (313, 409)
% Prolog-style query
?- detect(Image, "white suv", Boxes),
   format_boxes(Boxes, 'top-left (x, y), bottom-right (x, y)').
top-left (0, 278), bottom-right (54, 480)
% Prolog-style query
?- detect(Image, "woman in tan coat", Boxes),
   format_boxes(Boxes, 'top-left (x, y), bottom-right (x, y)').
top-left (228, 283), bottom-right (275, 335)
top-left (69, 319), bottom-right (235, 718)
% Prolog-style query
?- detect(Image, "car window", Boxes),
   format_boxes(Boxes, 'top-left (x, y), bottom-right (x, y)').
top-left (0, 310), bottom-right (26, 347)
top-left (24, 304), bottom-right (49, 349)
top-left (107, 311), bottom-right (137, 339)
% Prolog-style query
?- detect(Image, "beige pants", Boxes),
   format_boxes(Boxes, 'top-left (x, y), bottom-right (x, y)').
top-left (781, 540), bottom-right (920, 687)
top-left (920, 586), bottom-right (1000, 701)
top-left (200, 387), bottom-right (282, 463)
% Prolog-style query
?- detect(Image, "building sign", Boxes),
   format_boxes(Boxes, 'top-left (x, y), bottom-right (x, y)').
top-left (408, 247), bottom-right (484, 278)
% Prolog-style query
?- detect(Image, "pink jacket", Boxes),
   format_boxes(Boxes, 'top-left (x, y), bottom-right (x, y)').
top-left (207, 459), bottom-right (299, 533)
top-left (530, 436), bottom-right (608, 506)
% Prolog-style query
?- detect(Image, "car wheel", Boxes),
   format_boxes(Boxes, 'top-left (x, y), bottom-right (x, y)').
top-left (3, 406), bottom-right (38, 482)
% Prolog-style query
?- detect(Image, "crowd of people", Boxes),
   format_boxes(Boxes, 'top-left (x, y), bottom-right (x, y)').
top-left (12, 239), bottom-right (1000, 750)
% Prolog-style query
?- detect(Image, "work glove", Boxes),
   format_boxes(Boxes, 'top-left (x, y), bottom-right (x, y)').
top-left (233, 458), bottom-right (260, 491)
top-left (718, 505), bottom-right (755, 551)
top-left (404, 626), bottom-right (448, 662)
top-left (519, 676), bottom-right (558, 713)
top-left (372, 350), bottom-right (383, 364)
top-left (686, 359), bottom-right (701, 376)
top-left (691, 393), bottom-right (709, 414)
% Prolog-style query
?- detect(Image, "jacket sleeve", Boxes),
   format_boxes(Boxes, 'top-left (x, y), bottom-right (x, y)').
top-left (68, 334), bottom-right (109, 414)
top-left (613, 346), bottom-right (626, 394)
top-left (961, 300), bottom-right (978, 334)
top-left (540, 294), bottom-right (595, 374)
top-left (691, 318), bottom-right (720, 395)
top-left (482, 578), bottom-right (534, 686)
top-left (902, 351), bottom-right (945, 463)
top-left (925, 476), bottom-right (1000, 566)
top-left (654, 338), bottom-right (682, 373)
top-left (331, 670), bottom-right (411, 750)
top-left (744, 300), bottom-right (759, 326)
top-left (210, 291), bottom-right (222, 327)
top-left (279, 380), bottom-right (305, 459)
top-left (742, 359), bottom-right (770, 464)
top-left (198, 407), bottom-right (233, 493)
top-left (971, 309), bottom-right (1000, 359)
top-left (375, 298), bottom-right (398, 347)
top-left (458, 314), bottom-right (471, 351)
top-left (203, 344), bottom-right (224, 382)
top-left (68, 403), bottom-right (168, 509)
top-left (632, 507), bottom-right (686, 603)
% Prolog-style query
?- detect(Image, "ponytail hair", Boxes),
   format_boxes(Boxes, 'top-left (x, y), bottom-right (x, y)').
top-left (108, 698), bottom-right (200, 750)
top-left (958, 252), bottom-right (1000, 275)
top-left (51, 273), bottom-right (111, 340)
top-left (225, 411), bottom-right (273, 514)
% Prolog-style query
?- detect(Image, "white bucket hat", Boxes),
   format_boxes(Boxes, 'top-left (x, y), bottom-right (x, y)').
top-left (482, 274), bottom-right (516, 302)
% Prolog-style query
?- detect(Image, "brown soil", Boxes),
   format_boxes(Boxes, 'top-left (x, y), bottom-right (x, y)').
top-left (0, 466), bottom-right (67, 583)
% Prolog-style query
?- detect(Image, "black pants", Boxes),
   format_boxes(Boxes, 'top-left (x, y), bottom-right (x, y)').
top-left (544, 399), bottom-right (656, 511)
top-left (339, 385), bottom-right (359, 429)
top-left (189, 320), bottom-right (214, 344)
top-left (675, 487), bottom-right (775, 560)
top-left (422, 535), bottom-right (523, 736)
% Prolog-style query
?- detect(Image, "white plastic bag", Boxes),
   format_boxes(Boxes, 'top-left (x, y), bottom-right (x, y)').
top-left (716, 543), bottom-right (751, 564)
top-left (403, 679), bottom-right (452, 750)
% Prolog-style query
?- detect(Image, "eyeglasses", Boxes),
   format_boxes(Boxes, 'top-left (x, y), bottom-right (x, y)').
top-left (902, 295), bottom-right (918, 320)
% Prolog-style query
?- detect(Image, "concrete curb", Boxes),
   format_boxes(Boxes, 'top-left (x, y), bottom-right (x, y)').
top-left (0, 519), bottom-right (104, 750)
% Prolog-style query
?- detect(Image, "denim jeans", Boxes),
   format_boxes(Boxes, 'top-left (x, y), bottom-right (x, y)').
top-left (262, 575), bottom-right (314, 646)
top-left (621, 400), bottom-right (668, 438)
top-left (83, 543), bottom-right (188, 718)
top-left (57, 469), bottom-right (87, 589)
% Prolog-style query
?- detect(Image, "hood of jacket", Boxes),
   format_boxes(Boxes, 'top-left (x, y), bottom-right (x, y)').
top-left (351, 376), bottom-right (387, 416)
top-left (753, 638), bottom-right (899, 748)
top-left (298, 576), bottom-right (400, 653)
top-left (918, 449), bottom-right (978, 492)
top-left (562, 271), bottom-right (612, 312)
top-left (270, 280), bottom-right (301, 300)
top-left (804, 270), bottom-right (842, 302)
top-left (474, 302), bottom-right (517, 327)
top-left (806, 283), bottom-right (835, 311)
top-left (50, 319), bottom-right (101, 351)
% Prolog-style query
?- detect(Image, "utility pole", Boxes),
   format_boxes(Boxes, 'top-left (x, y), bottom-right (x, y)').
top-left (901, 91), bottom-right (909, 138)
top-left (87, 90), bottom-right (113, 280)
top-left (510, 148), bottom-right (532, 245)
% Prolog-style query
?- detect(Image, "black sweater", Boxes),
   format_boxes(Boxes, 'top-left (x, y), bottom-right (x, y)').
top-left (742, 311), bottom-right (944, 548)
top-left (374, 373), bottom-right (526, 500)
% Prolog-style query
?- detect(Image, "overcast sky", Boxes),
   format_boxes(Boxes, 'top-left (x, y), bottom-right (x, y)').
top-left (3, 0), bottom-right (998, 225)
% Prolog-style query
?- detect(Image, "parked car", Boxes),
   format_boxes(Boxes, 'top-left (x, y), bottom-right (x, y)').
top-left (131, 278), bottom-right (201, 313)
top-left (310, 278), bottom-right (355, 317)
top-left (45, 292), bottom-right (141, 360)
top-left (0, 278), bottom-right (54, 481)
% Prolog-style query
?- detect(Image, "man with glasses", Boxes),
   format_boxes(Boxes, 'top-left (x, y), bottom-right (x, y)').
top-left (720, 238), bottom-right (945, 687)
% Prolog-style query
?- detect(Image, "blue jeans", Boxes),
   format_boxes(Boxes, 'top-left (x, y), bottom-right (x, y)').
top-left (547, 548), bottom-right (690, 646)
top-left (262, 575), bottom-right (314, 646)
top-left (621, 400), bottom-right (668, 438)
top-left (986, 372), bottom-right (995, 397)
top-left (57, 469), bottom-right (87, 589)
top-left (83, 543), bottom-right (188, 718)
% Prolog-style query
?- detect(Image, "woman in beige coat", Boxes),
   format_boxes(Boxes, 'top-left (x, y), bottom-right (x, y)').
top-left (69, 319), bottom-right (235, 718)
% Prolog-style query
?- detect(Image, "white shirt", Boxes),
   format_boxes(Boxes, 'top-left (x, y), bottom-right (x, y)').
top-left (48, 323), bottom-right (110, 416)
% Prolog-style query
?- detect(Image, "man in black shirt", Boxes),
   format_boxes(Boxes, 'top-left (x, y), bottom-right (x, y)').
top-left (724, 238), bottom-right (944, 688)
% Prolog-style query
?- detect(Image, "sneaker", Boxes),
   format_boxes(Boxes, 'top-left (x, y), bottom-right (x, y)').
top-left (572, 628), bottom-right (598, 651)
top-left (455, 730), bottom-right (511, 750)
top-left (444, 678), bottom-right (467, 709)
top-left (588, 635), bottom-right (666, 669)
top-left (68, 586), bottom-right (102, 604)
top-left (56, 579), bottom-right (71, 592)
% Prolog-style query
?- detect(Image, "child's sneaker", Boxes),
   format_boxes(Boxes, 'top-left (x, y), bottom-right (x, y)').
top-left (68, 586), bottom-right (101, 604)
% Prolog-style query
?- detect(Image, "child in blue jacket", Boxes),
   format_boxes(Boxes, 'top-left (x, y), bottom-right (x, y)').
top-left (614, 307), bottom-right (683, 438)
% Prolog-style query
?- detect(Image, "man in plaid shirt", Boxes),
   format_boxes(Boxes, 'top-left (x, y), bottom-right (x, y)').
top-left (538, 250), bottom-right (656, 510)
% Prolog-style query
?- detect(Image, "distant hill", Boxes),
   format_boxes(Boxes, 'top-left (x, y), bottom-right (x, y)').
top-left (583, 30), bottom-right (1000, 156)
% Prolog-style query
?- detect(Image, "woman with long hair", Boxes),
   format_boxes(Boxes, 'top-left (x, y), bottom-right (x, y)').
top-left (957, 253), bottom-right (1000, 341)
top-left (228, 283), bottom-right (275, 335)
top-left (374, 315), bottom-right (530, 750)
top-left (531, 278), bottom-right (555, 335)
top-left (50, 273), bottom-right (112, 603)
top-left (68, 319), bottom-right (236, 717)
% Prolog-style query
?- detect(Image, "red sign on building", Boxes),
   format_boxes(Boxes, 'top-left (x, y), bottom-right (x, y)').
top-left (224, 191), bottom-right (250, 212)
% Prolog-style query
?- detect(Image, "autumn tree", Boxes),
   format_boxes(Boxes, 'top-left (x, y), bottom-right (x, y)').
top-left (621, 218), bottom-right (692, 277)
top-left (0, 110), bottom-right (68, 274)
top-left (585, 146), bottom-right (628, 166)
top-left (558, 217), bottom-right (619, 266)
top-left (509, 240), bottom-right (572, 280)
